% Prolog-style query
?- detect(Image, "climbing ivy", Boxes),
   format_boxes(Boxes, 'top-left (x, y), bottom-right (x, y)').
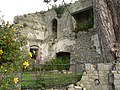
top-left (53, 5), bottom-right (65, 18)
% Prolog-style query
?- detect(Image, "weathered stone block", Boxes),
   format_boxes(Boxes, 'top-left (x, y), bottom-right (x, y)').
top-left (114, 80), bottom-right (120, 85)
top-left (68, 88), bottom-right (75, 90)
top-left (68, 84), bottom-right (74, 88)
top-left (85, 63), bottom-right (95, 71)
top-left (114, 74), bottom-right (120, 79)
top-left (83, 87), bottom-right (86, 90)
top-left (112, 71), bottom-right (118, 74)
top-left (102, 85), bottom-right (109, 90)
top-left (93, 70), bottom-right (99, 76)
top-left (116, 63), bottom-right (120, 70)
top-left (115, 85), bottom-right (120, 90)
top-left (80, 83), bottom-right (84, 88)
top-left (76, 81), bottom-right (81, 86)
top-left (81, 76), bottom-right (89, 81)
top-left (98, 63), bottom-right (112, 71)
top-left (74, 86), bottom-right (82, 90)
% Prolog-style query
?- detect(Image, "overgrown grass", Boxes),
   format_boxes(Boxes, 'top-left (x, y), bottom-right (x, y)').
top-left (21, 72), bottom-right (36, 87)
top-left (21, 72), bottom-right (82, 88)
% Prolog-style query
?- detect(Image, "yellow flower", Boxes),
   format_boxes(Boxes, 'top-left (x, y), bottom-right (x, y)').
top-left (23, 61), bottom-right (29, 68)
top-left (4, 69), bottom-right (7, 73)
top-left (13, 78), bottom-right (19, 83)
top-left (33, 50), bottom-right (36, 54)
top-left (0, 50), bottom-right (3, 55)
top-left (3, 36), bottom-right (6, 39)
top-left (0, 65), bottom-right (3, 69)
top-left (29, 52), bottom-right (32, 57)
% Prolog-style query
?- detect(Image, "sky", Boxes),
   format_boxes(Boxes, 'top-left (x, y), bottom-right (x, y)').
top-left (0, 0), bottom-right (78, 22)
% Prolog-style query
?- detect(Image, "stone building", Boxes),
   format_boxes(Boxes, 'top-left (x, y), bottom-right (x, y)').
top-left (14, 0), bottom-right (120, 90)
top-left (14, 0), bottom-right (101, 64)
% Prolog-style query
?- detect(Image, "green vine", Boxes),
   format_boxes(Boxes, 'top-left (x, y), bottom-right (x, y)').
top-left (53, 5), bottom-right (65, 18)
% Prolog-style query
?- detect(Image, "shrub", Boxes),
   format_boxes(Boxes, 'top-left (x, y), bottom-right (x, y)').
top-left (41, 58), bottom-right (70, 71)
top-left (0, 19), bottom-right (31, 89)
top-left (41, 60), bottom-right (53, 71)
top-left (52, 58), bottom-right (70, 71)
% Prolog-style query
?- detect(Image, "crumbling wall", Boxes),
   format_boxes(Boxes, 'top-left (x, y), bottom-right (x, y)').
top-left (69, 0), bottom-right (93, 14)
top-left (75, 63), bottom-right (120, 90)
top-left (14, 0), bottom-right (101, 63)
top-left (69, 29), bottom-right (101, 64)
top-left (112, 63), bottom-right (120, 90)
top-left (79, 63), bottom-right (113, 90)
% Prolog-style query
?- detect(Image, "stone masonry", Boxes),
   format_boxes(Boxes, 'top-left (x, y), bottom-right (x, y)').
top-left (14, 0), bottom-right (101, 64)
top-left (13, 0), bottom-right (120, 90)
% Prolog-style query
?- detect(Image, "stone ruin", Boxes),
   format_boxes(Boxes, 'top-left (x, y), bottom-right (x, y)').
top-left (14, 0), bottom-right (101, 64)
top-left (14, 0), bottom-right (120, 90)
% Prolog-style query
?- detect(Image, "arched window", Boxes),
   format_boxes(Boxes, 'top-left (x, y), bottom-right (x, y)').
top-left (52, 19), bottom-right (57, 38)
top-left (30, 45), bottom-right (39, 59)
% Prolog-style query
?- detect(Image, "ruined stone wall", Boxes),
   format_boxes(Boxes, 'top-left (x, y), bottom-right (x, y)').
top-left (69, 29), bottom-right (101, 64)
top-left (14, 0), bottom-right (101, 63)
top-left (112, 63), bottom-right (120, 90)
top-left (74, 63), bottom-right (120, 90)
top-left (69, 0), bottom-right (92, 14)
top-left (14, 9), bottom-right (75, 61)
top-left (77, 63), bottom-right (114, 90)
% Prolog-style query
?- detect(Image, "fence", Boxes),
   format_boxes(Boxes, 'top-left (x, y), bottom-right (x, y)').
top-left (21, 63), bottom-right (83, 90)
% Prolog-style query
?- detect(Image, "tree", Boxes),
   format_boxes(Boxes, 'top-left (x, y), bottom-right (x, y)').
top-left (0, 17), bottom-right (31, 89)
top-left (93, 0), bottom-right (120, 62)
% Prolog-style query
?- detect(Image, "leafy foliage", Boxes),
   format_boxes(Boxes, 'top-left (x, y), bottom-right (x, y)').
top-left (41, 58), bottom-right (70, 71)
top-left (35, 73), bottom-right (82, 89)
top-left (0, 20), bottom-right (30, 89)
top-left (53, 5), bottom-right (65, 18)
top-left (21, 72), bottom-right (82, 89)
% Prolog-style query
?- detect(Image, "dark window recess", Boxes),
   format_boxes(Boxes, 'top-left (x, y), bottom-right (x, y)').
top-left (56, 52), bottom-right (71, 70)
top-left (30, 48), bottom-right (38, 59)
top-left (52, 19), bottom-right (57, 38)
top-left (73, 8), bottom-right (94, 31)
top-left (56, 52), bottom-right (70, 62)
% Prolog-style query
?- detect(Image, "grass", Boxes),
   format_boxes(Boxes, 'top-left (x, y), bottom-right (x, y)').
top-left (21, 71), bottom-right (82, 88)
top-left (21, 72), bottom-right (36, 87)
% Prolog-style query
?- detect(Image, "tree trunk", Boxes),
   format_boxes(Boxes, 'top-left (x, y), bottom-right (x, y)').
top-left (93, 0), bottom-right (120, 62)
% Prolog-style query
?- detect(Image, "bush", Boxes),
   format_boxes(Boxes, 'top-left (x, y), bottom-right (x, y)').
top-left (41, 60), bottom-right (53, 71)
top-left (52, 58), bottom-right (70, 71)
top-left (0, 20), bottom-right (31, 89)
top-left (41, 58), bottom-right (70, 71)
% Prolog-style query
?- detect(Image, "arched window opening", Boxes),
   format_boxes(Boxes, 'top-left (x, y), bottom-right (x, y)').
top-left (30, 45), bottom-right (39, 59)
top-left (52, 19), bottom-right (57, 38)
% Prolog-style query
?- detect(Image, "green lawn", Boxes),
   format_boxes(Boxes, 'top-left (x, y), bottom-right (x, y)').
top-left (21, 72), bottom-right (82, 88)
top-left (21, 72), bottom-right (36, 87)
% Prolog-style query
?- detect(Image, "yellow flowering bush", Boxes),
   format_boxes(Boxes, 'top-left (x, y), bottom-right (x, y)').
top-left (0, 19), bottom-right (31, 89)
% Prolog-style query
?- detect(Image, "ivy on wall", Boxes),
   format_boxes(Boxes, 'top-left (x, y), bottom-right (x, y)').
top-left (53, 5), bottom-right (65, 18)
